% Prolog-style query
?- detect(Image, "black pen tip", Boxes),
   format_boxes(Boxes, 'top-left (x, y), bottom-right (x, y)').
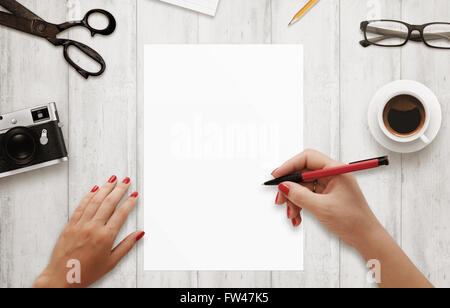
top-left (263, 179), bottom-right (277, 186)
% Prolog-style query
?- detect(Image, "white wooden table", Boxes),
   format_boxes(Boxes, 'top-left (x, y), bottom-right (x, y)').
top-left (1, 0), bottom-right (449, 288)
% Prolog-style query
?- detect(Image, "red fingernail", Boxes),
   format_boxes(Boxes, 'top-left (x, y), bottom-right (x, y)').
top-left (287, 207), bottom-right (290, 218)
top-left (275, 193), bottom-right (279, 204)
top-left (122, 177), bottom-right (130, 184)
top-left (136, 232), bottom-right (145, 242)
top-left (292, 218), bottom-right (297, 227)
top-left (130, 192), bottom-right (139, 198)
top-left (279, 183), bottom-right (290, 196)
top-left (91, 185), bottom-right (99, 193)
top-left (271, 168), bottom-right (279, 175)
top-left (108, 175), bottom-right (117, 183)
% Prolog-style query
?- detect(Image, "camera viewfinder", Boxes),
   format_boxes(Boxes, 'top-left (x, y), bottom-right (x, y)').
top-left (32, 107), bottom-right (50, 123)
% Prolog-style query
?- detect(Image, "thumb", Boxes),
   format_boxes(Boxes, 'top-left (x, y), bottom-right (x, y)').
top-left (279, 182), bottom-right (324, 215)
top-left (110, 231), bottom-right (145, 268)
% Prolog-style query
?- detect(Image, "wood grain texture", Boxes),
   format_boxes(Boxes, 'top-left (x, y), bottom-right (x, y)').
top-left (271, 0), bottom-right (340, 288)
top-left (1, 0), bottom-right (450, 288)
top-left (401, 0), bottom-right (450, 288)
top-left (340, 0), bottom-right (403, 288)
top-left (0, 0), bottom-right (69, 288)
top-left (67, 0), bottom-right (137, 288)
top-left (198, 0), bottom-right (271, 44)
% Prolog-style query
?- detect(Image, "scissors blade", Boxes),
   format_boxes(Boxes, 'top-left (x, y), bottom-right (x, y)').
top-left (0, 11), bottom-right (49, 38)
top-left (0, 0), bottom-right (43, 21)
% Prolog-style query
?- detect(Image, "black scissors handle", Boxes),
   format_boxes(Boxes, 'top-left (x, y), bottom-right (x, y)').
top-left (57, 9), bottom-right (116, 37)
top-left (49, 38), bottom-right (106, 79)
top-left (49, 9), bottom-right (116, 79)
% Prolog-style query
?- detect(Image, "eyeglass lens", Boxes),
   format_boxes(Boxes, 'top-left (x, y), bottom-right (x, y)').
top-left (423, 23), bottom-right (450, 48)
top-left (365, 21), bottom-right (409, 46)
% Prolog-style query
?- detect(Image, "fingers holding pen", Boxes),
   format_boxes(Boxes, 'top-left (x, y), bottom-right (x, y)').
top-left (275, 191), bottom-right (287, 205)
top-left (275, 180), bottom-right (317, 205)
top-left (291, 215), bottom-right (302, 227)
top-left (271, 150), bottom-right (338, 227)
top-left (272, 149), bottom-right (337, 178)
top-left (287, 200), bottom-right (301, 219)
top-left (278, 182), bottom-right (324, 216)
top-left (275, 184), bottom-right (303, 228)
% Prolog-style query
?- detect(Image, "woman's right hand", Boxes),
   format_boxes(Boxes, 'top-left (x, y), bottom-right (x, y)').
top-left (273, 149), bottom-right (384, 249)
top-left (273, 150), bottom-right (434, 288)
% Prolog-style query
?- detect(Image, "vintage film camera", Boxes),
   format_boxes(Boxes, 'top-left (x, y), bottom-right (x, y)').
top-left (0, 103), bottom-right (68, 178)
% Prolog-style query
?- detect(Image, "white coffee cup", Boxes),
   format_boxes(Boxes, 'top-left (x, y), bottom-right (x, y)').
top-left (378, 91), bottom-right (431, 144)
top-left (369, 80), bottom-right (442, 154)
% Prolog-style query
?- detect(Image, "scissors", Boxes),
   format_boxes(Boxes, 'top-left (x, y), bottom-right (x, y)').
top-left (0, 0), bottom-right (116, 79)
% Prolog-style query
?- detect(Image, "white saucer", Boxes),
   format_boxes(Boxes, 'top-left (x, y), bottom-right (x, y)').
top-left (368, 80), bottom-right (442, 154)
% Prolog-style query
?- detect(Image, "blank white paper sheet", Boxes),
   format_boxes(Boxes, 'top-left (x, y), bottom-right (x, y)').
top-left (159, 0), bottom-right (219, 16)
top-left (144, 45), bottom-right (304, 271)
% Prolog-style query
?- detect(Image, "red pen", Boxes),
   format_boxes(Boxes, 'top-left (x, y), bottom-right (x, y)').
top-left (264, 156), bottom-right (389, 186)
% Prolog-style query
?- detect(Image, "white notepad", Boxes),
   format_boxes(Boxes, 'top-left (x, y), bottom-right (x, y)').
top-left (160, 0), bottom-right (220, 16)
top-left (144, 45), bottom-right (304, 270)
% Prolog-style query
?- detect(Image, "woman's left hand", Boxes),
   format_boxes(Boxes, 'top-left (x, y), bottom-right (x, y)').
top-left (32, 175), bottom-right (144, 288)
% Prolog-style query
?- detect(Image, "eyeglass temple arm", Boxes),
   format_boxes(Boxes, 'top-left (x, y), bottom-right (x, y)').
top-left (365, 26), bottom-right (450, 43)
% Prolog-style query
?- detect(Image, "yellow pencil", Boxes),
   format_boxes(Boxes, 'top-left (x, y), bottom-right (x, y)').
top-left (289, 0), bottom-right (319, 26)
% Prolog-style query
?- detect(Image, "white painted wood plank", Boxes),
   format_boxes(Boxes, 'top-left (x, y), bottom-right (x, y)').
top-left (0, 0), bottom-right (69, 287)
top-left (401, 0), bottom-right (450, 288)
top-left (137, 0), bottom-right (198, 287)
top-left (270, 0), bottom-right (340, 288)
top-left (196, 0), bottom-right (272, 288)
top-left (339, 0), bottom-right (403, 288)
top-left (139, 0), bottom-right (199, 43)
top-left (67, 0), bottom-right (137, 288)
top-left (197, 0), bottom-right (271, 43)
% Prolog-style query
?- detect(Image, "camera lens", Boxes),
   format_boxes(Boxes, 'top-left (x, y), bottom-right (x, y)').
top-left (8, 134), bottom-right (34, 159)
top-left (3, 127), bottom-right (36, 165)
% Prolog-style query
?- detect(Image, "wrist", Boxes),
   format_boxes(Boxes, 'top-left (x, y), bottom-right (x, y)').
top-left (32, 268), bottom-right (71, 288)
top-left (353, 223), bottom-right (393, 261)
top-left (32, 273), bottom-right (52, 288)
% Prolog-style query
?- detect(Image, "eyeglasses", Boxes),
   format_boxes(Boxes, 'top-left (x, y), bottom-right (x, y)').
top-left (360, 20), bottom-right (450, 49)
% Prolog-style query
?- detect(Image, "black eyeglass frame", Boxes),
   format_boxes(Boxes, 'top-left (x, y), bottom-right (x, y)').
top-left (360, 19), bottom-right (450, 49)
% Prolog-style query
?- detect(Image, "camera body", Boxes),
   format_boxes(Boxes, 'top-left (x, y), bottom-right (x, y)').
top-left (0, 103), bottom-right (68, 178)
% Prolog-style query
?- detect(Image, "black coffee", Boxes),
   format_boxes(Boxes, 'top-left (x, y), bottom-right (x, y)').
top-left (383, 95), bottom-right (426, 137)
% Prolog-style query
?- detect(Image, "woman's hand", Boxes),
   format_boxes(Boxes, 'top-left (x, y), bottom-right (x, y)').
top-left (273, 149), bottom-right (433, 288)
top-left (32, 175), bottom-right (144, 288)
top-left (273, 149), bottom-right (383, 248)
